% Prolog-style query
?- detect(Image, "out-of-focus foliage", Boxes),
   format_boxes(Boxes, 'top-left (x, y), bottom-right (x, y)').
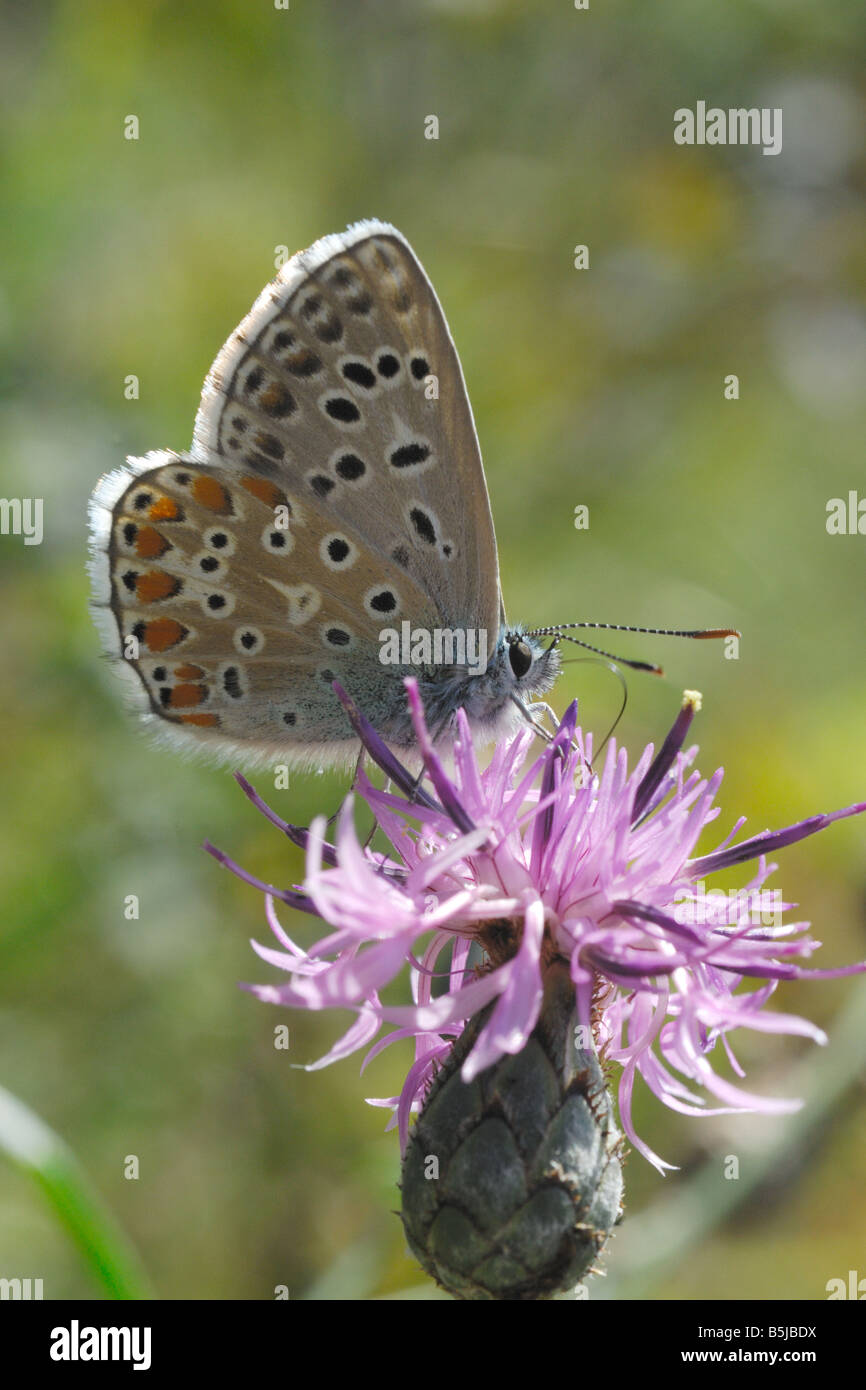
top-left (1, 0), bottom-right (864, 1299)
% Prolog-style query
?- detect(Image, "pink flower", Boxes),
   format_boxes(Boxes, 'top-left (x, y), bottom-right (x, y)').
top-left (207, 681), bottom-right (866, 1171)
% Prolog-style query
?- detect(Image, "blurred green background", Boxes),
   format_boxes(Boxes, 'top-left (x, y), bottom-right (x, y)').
top-left (2, 0), bottom-right (865, 1300)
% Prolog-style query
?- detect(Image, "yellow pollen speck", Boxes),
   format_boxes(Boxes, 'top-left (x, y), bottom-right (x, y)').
top-left (682, 689), bottom-right (703, 711)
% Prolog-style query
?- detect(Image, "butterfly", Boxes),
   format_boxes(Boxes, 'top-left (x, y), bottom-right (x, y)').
top-left (88, 221), bottom-right (732, 770)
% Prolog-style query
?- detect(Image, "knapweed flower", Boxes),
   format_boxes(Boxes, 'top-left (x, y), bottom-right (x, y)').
top-left (207, 680), bottom-right (866, 1300)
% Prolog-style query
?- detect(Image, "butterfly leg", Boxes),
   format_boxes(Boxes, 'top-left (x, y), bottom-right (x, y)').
top-left (368, 713), bottom-right (451, 836)
top-left (321, 748), bottom-right (368, 830)
top-left (409, 711), bottom-right (455, 801)
top-left (349, 714), bottom-right (454, 852)
top-left (510, 694), bottom-right (555, 743)
top-left (526, 699), bottom-right (559, 731)
top-left (362, 776), bottom-right (392, 851)
top-left (515, 696), bottom-right (593, 780)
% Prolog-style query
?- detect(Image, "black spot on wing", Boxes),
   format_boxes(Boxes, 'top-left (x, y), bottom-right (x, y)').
top-left (410, 508), bottom-right (436, 545)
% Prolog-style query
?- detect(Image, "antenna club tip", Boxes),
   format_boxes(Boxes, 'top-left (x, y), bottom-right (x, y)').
top-left (695, 627), bottom-right (740, 640)
top-left (682, 689), bottom-right (703, 712)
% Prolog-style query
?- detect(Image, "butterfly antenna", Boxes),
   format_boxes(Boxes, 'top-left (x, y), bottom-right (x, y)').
top-left (551, 631), bottom-right (663, 674)
top-left (531, 622), bottom-right (739, 677)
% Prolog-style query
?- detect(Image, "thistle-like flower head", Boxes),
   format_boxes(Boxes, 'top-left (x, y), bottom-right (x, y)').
top-left (208, 680), bottom-right (866, 1174)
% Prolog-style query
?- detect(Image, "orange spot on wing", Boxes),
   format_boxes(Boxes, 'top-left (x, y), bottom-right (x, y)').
top-left (169, 683), bottom-right (207, 708)
top-left (136, 570), bottom-right (181, 603)
top-left (135, 526), bottom-right (170, 559)
top-left (240, 475), bottom-right (286, 508)
top-left (179, 712), bottom-right (219, 727)
top-left (174, 663), bottom-right (204, 679)
top-left (149, 496), bottom-right (181, 522)
top-left (192, 476), bottom-right (232, 512)
top-left (142, 618), bottom-right (187, 651)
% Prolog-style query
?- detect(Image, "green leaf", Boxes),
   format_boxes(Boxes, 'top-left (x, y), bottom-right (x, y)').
top-left (0, 1084), bottom-right (154, 1300)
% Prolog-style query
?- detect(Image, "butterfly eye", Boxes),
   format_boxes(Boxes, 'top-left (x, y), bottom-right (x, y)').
top-left (508, 639), bottom-right (533, 679)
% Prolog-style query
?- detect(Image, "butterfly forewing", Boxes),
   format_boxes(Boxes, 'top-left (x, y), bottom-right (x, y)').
top-left (193, 223), bottom-right (500, 632)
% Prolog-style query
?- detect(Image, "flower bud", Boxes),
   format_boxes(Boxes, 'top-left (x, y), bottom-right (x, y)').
top-left (401, 965), bottom-right (624, 1300)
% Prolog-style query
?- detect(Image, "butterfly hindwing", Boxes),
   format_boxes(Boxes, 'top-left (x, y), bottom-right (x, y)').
top-left (90, 451), bottom-right (445, 763)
